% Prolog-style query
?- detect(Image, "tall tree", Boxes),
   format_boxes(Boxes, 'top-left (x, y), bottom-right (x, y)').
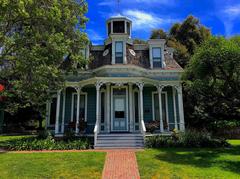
top-left (0, 0), bottom-right (88, 116)
top-left (150, 29), bottom-right (167, 39)
top-left (183, 37), bottom-right (240, 129)
top-left (133, 38), bottom-right (147, 44)
top-left (150, 15), bottom-right (211, 67)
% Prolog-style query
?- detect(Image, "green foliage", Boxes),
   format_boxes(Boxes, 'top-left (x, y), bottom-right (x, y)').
top-left (137, 140), bottom-right (240, 178)
top-left (0, 151), bottom-right (105, 179)
top-left (145, 129), bottom-right (229, 148)
top-left (0, 0), bottom-right (89, 114)
top-left (184, 37), bottom-right (240, 130)
top-left (150, 29), bottom-right (167, 39)
top-left (145, 120), bottom-right (160, 133)
top-left (37, 129), bottom-right (53, 139)
top-left (1, 135), bottom-right (91, 151)
top-left (150, 15), bottom-right (211, 67)
top-left (133, 38), bottom-right (147, 44)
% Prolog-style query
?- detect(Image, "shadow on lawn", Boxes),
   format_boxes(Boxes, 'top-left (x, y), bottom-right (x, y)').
top-left (154, 145), bottom-right (240, 175)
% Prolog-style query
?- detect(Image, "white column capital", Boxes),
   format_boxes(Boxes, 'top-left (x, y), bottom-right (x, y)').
top-left (136, 82), bottom-right (144, 91)
top-left (155, 84), bottom-right (165, 93)
top-left (174, 85), bottom-right (182, 95)
top-left (128, 82), bottom-right (133, 87)
top-left (96, 81), bottom-right (104, 91)
top-left (74, 86), bottom-right (82, 94)
top-left (57, 89), bottom-right (62, 95)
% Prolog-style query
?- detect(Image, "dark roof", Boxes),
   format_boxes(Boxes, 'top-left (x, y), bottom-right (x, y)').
top-left (88, 44), bottom-right (182, 70)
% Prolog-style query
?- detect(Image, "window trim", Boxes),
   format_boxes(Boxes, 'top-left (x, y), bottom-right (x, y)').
top-left (112, 20), bottom-right (125, 34)
top-left (152, 91), bottom-right (169, 125)
top-left (100, 88), bottom-right (107, 131)
top-left (47, 95), bottom-right (57, 127)
top-left (71, 92), bottom-right (88, 122)
top-left (152, 47), bottom-right (163, 68)
top-left (133, 88), bottom-right (140, 131)
top-left (115, 41), bottom-right (124, 64)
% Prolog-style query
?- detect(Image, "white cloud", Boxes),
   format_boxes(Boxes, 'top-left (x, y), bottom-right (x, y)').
top-left (122, 10), bottom-right (176, 31)
top-left (223, 4), bottom-right (240, 18)
top-left (98, 1), bottom-right (115, 6)
top-left (98, 0), bottom-right (176, 7)
top-left (215, 0), bottom-right (240, 37)
top-left (86, 29), bottom-right (104, 43)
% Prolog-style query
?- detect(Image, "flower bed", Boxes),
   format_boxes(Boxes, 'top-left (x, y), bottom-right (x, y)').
top-left (0, 131), bottom-right (91, 151)
top-left (145, 129), bottom-right (230, 148)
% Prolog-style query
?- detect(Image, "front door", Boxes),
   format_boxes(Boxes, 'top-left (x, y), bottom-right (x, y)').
top-left (112, 88), bottom-right (127, 131)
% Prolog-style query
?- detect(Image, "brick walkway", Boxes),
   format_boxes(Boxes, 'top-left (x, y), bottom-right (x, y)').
top-left (102, 150), bottom-right (140, 179)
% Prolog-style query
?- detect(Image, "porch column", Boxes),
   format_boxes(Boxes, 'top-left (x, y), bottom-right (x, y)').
top-left (137, 82), bottom-right (144, 131)
top-left (129, 83), bottom-right (134, 132)
top-left (96, 82), bottom-right (102, 133)
top-left (176, 85), bottom-right (185, 131)
top-left (75, 87), bottom-right (81, 134)
top-left (61, 89), bottom-right (66, 134)
top-left (157, 85), bottom-right (164, 133)
top-left (106, 83), bottom-right (111, 133)
top-left (172, 88), bottom-right (178, 130)
top-left (55, 90), bottom-right (61, 134)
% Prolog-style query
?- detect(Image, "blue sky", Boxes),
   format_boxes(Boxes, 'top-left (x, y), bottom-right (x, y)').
top-left (85, 0), bottom-right (240, 45)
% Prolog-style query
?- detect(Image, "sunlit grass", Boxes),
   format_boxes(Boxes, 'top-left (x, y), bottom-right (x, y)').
top-left (137, 140), bottom-right (240, 179)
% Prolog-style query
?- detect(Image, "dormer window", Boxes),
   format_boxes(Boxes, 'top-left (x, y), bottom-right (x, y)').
top-left (115, 41), bottom-right (123, 63)
top-left (148, 39), bottom-right (166, 69)
top-left (152, 47), bottom-right (162, 68)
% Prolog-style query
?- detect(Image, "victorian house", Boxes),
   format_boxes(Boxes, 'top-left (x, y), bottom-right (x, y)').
top-left (46, 16), bottom-right (185, 148)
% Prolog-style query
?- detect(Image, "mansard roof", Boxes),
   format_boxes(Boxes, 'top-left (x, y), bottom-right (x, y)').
top-left (88, 43), bottom-right (182, 70)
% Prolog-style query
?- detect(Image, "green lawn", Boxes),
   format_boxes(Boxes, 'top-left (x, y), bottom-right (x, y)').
top-left (0, 135), bottom-right (106, 179)
top-left (137, 140), bottom-right (240, 179)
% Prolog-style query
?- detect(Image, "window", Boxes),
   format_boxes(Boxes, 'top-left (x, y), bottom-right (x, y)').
top-left (153, 93), bottom-right (160, 121)
top-left (49, 98), bottom-right (57, 125)
top-left (134, 91), bottom-right (139, 131)
top-left (152, 47), bottom-right (162, 68)
top-left (152, 92), bottom-right (169, 130)
top-left (71, 93), bottom-right (87, 122)
top-left (113, 21), bottom-right (125, 33)
top-left (127, 22), bottom-right (130, 35)
top-left (115, 41), bottom-right (123, 63)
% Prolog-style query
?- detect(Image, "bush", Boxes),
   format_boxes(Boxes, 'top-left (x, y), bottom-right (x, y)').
top-left (145, 129), bottom-right (230, 148)
top-left (146, 121), bottom-right (160, 133)
top-left (4, 136), bottom-right (91, 151)
top-left (37, 129), bottom-right (52, 139)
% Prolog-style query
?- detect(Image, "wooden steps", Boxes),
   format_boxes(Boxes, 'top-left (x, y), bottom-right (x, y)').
top-left (95, 133), bottom-right (144, 149)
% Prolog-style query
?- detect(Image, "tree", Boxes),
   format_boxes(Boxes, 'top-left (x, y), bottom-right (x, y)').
top-left (150, 29), bottom-right (167, 39)
top-left (133, 38), bottom-right (147, 44)
top-left (169, 16), bottom-right (211, 67)
top-left (183, 37), bottom-right (240, 130)
top-left (150, 15), bottom-right (211, 67)
top-left (0, 1), bottom-right (88, 118)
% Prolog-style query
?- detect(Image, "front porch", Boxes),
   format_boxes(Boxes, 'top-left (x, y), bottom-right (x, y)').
top-left (46, 77), bottom-right (185, 146)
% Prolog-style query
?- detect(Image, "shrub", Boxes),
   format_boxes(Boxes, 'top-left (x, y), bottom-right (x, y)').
top-left (37, 129), bottom-right (52, 139)
top-left (145, 129), bottom-right (230, 148)
top-left (5, 136), bottom-right (91, 151)
top-left (146, 120), bottom-right (160, 133)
